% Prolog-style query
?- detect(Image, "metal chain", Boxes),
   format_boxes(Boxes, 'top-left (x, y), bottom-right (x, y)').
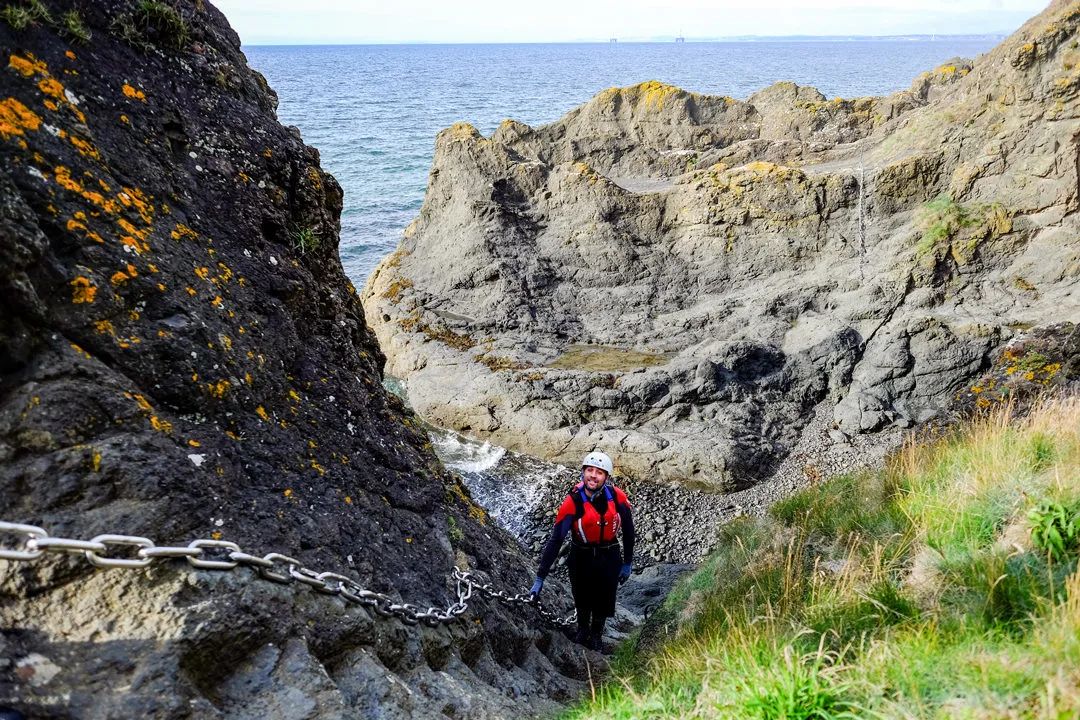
top-left (0, 521), bottom-right (575, 628)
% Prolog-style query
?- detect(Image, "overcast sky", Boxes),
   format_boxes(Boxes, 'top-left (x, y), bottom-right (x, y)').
top-left (213, 0), bottom-right (1051, 44)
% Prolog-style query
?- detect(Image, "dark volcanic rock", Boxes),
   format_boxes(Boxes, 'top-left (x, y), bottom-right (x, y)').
top-left (0, 2), bottom-right (584, 717)
top-left (365, 1), bottom-right (1080, 489)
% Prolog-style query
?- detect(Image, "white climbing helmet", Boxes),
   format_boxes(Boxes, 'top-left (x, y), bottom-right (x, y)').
top-left (581, 451), bottom-right (613, 477)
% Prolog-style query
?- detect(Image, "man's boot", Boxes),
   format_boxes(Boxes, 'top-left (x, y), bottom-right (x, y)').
top-left (571, 616), bottom-right (589, 645)
top-left (587, 619), bottom-right (605, 652)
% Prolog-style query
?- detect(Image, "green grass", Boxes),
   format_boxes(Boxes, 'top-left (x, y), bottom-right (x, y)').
top-left (914, 194), bottom-right (1012, 264)
top-left (561, 397), bottom-right (1080, 719)
top-left (291, 226), bottom-right (321, 256)
top-left (1, 4), bottom-right (33, 29)
top-left (58, 9), bottom-right (90, 43)
top-left (110, 0), bottom-right (188, 52)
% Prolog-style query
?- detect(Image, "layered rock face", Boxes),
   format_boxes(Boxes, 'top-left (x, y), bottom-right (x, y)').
top-left (366, 1), bottom-right (1080, 489)
top-left (0, 2), bottom-right (585, 716)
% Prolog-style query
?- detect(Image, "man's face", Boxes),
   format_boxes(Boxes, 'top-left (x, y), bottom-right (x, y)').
top-left (582, 465), bottom-right (608, 491)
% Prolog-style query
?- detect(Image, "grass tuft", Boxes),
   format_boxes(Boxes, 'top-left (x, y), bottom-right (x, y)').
top-left (111, 0), bottom-right (188, 53)
top-left (58, 9), bottom-right (90, 43)
top-left (290, 226), bottom-right (321, 256)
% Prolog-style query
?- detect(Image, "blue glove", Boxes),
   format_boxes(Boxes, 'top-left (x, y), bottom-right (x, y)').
top-left (529, 577), bottom-right (544, 598)
top-left (618, 564), bottom-right (632, 584)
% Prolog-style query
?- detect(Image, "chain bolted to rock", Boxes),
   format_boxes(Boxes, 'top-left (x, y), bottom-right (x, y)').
top-left (0, 521), bottom-right (576, 629)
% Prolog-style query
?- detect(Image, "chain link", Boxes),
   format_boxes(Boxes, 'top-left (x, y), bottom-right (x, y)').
top-left (0, 521), bottom-right (575, 629)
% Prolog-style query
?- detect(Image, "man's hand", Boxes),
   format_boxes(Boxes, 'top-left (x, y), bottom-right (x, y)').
top-left (618, 564), bottom-right (632, 584)
top-left (529, 577), bottom-right (544, 599)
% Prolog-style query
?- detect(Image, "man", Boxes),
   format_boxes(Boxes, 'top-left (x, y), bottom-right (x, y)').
top-left (529, 451), bottom-right (635, 651)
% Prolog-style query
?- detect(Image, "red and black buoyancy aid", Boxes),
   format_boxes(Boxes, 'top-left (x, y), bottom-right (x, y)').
top-left (554, 483), bottom-right (631, 546)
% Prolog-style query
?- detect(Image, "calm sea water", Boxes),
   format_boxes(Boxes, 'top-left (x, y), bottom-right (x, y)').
top-left (244, 41), bottom-right (999, 286)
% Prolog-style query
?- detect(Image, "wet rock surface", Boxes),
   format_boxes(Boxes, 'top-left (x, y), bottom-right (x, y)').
top-left (0, 2), bottom-right (590, 717)
top-left (364, 1), bottom-right (1080, 490)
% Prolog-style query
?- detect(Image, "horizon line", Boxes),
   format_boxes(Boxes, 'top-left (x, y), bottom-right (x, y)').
top-left (241, 33), bottom-right (1010, 47)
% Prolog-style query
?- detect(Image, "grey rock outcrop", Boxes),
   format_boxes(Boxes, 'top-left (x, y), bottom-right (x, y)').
top-left (365, 1), bottom-right (1080, 489)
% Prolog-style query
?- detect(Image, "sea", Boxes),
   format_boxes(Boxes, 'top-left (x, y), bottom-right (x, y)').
top-left (244, 40), bottom-right (1001, 288)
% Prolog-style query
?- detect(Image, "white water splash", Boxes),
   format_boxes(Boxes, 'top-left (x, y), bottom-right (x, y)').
top-left (431, 431), bottom-right (506, 474)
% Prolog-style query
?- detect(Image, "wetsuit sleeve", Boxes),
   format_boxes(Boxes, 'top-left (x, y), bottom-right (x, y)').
top-left (618, 502), bottom-right (635, 566)
top-left (536, 515), bottom-right (573, 579)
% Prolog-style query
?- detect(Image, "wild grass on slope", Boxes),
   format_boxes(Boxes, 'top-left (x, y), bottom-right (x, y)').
top-left (563, 398), bottom-right (1080, 719)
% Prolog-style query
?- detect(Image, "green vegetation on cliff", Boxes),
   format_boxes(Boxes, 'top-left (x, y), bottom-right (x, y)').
top-left (564, 398), bottom-right (1080, 719)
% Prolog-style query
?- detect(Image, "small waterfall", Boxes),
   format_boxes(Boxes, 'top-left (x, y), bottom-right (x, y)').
top-left (385, 376), bottom-right (567, 542)
top-left (432, 427), bottom-right (567, 541)
top-left (858, 160), bottom-right (867, 281)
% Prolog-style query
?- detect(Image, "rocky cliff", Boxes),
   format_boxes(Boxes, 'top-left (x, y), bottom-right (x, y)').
top-left (365, 1), bottom-right (1080, 489)
top-left (0, 2), bottom-right (588, 717)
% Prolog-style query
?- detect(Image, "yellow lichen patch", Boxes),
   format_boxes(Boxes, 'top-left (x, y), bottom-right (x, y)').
top-left (220, 335), bottom-right (232, 351)
top-left (9, 53), bottom-right (47, 78)
top-left (70, 343), bottom-right (91, 360)
top-left (120, 235), bottom-right (148, 254)
top-left (284, 489), bottom-right (292, 497)
top-left (131, 393), bottom-right (152, 412)
top-left (171, 223), bottom-right (198, 241)
top-left (0, 98), bottom-right (42, 139)
top-left (236, 172), bottom-right (249, 183)
top-left (208, 380), bottom-right (230, 398)
top-left (71, 276), bottom-right (96, 303)
top-left (186, 286), bottom-right (196, 295)
top-left (310, 460), bottom-right (325, 476)
top-left (66, 51), bottom-right (76, 60)
top-left (288, 390), bottom-right (300, 402)
top-left (216, 262), bottom-right (233, 282)
top-left (119, 187), bottom-right (154, 223)
top-left (188, 439), bottom-right (200, 447)
top-left (150, 416), bottom-right (173, 434)
top-left (68, 135), bottom-right (101, 160)
top-left (449, 122), bottom-right (481, 141)
top-left (92, 450), bottom-right (101, 471)
top-left (117, 217), bottom-right (149, 241)
top-left (256, 406), bottom-right (270, 421)
top-left (120, 114), bottom-right (129, 124)
top-left (345, 496), bottom-right (352, 504)
top-left (37, 77), bottom-right (65, 103)
top-left (194, 266), bottom-right (210, 281)
top-left (94, 319), bottom-right (115, 335)
top-left (122, 84), bottom-right (147, 102)
top-left (210, 296), bottom-right (224, 308)
top-left (110, 271), bottom-right (130, 285)
top-left (67, 218), bottom-right (87, 233)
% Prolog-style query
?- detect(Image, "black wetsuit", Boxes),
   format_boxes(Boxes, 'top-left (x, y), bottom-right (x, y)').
top-left (537, 484), bottom-right (635, 644)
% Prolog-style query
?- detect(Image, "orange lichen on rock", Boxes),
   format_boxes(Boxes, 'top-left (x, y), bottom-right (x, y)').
top-left (68, 134), bottom-right (101, 160)
top-left (119, 187), bottom-right (154, 223)
top-left (150, 416), bottom-right (173, 434)
top-left (71, 276), bottom-right (96, 303)
top-left (208, 380), bottom-right (230, 398)
top-left (122, 84), bottom-right (147, 102)
top-left (171, 223), bottom-right (198, 241)
top-left (37, 78), bottom-right (65, 104)
top-left (110, 271), bottom-right (131, 285)
top-left (0, 98), bottom-right (43, 139)
top-left (9, 53), bottom-right (47, 78)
